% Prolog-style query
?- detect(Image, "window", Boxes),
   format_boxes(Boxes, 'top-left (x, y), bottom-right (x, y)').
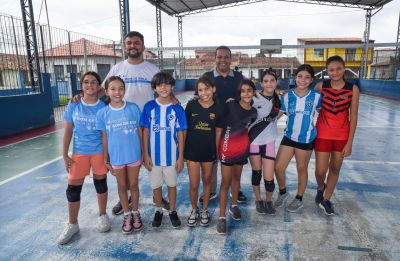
top-left (313, 48), bottom-right (324, 57)
top-left (345, 49), bottom-right (356, 62)
top-left (53, 65), bottom-right (64, 81)
top-left (97, 64), bottom-right (111, 81)
top-left (66, 64), bottom-right (77, 74)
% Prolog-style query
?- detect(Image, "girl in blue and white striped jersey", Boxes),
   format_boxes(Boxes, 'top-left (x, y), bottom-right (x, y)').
top-left (274, 64), bottom-right (321, 213)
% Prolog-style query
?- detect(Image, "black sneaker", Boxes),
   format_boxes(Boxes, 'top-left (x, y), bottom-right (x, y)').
top-left (216, 218), bottom-right (227, 234)
top-left (152, 211), bottom-right (163, 228)
top-left (237, 190), bottom-right (247, 203)
top-left (112, 196), bottom-right (132, 216)
top-left (319, 199), bottom-right (335, 216)
top-left (199, 192), bottom-right (217, 204)
top-left (315, 184), bottom-right (326, 204)
top-left (169, 211), bottom-right (181, 228)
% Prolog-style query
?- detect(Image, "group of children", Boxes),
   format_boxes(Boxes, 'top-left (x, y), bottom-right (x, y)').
top-left (59, 55), bottom-right (359, 243)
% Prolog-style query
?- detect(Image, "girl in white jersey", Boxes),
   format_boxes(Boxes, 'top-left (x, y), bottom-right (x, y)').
top-left (248, 70), bottom-right (282, 215)
top-left (274, 64), bottom-right (321, 213)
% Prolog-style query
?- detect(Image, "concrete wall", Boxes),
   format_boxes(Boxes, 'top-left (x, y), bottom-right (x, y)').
top-left (359, 79), bottom-right (400, 100)
top-left (0, 74), bottom-right (55, 137)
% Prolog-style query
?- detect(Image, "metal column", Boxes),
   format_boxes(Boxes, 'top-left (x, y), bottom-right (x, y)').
top-left (119, 0), bottom-right (130, 58)
top-left (20, 0), bottom-right (42, 91)
top-left (155, 0), bottom-right (163, 69)
top-left (360, 8), bottom-right (372, 79)
top-left (178, 16), bottom-right (183, 78)
top-left (393, 11), bottom-right (400, 80)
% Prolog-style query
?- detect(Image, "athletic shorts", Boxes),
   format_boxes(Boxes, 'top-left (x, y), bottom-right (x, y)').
top-left (221, 158), bottom-right (248, 167)
top-left (249, 141), bottom-right (276, 160)
top-left (315, 138), bottom-right (347, 152)
top-left (149, 166), bottom-right (177, 189)
top-left (112, 160), bottom-right (142, 170)
top-left (69, 153), bottom-right (108, 180)
top-left (280, 136), bottom-right (314, 151)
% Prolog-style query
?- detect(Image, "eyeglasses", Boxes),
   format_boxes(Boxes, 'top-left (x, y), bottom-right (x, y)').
top-left (82, 81), bottom-right (99, 85)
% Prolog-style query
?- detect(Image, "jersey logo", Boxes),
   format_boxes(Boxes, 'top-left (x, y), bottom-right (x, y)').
top-left (191, 113), bottom-right (199, 117)
top-left (168, 114), bottom-right (175, 121)
top-left (209, 113), bottom-right (215, 120)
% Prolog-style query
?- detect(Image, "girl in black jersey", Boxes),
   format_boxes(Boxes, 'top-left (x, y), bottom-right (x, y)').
top-left (217, 79), bottom-right (257, 235)
top-left (184, 75), bottom-right (224, 227)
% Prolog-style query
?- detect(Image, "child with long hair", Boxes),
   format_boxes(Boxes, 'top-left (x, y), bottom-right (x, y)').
top-left (184, 75), bottom-right (224, 227)
top-left (274, 64), bottom-right (322, 213)
top-left (217, 79), bottom-right (257, 234)
top-left (248, 70), bottom-right (281, 215)
top-left (96, 76), bottom-right (143, 234)
top-left (58, 71), bottom-right (110, 245)
top-left (314, 55), bottom-right (359, 215)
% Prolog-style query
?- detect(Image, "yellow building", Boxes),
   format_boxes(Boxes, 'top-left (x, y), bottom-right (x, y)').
top-left (297, 38), bottom-right (374, 78)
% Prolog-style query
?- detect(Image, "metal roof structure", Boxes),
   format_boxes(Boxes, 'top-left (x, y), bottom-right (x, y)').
top-left (145, 0), bottom-right (393, 17)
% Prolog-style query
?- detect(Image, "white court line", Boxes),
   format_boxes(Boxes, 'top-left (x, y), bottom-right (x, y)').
top-left (356, 126), bottom-right (400, 128)
top-left (0, 156), bottom-right (62, 186)
top-left (309, 158), bottom-right (400, 165)
top-left (0, 129), bottom-right (60, 149)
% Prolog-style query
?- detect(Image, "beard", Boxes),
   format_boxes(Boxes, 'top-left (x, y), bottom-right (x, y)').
top-left (127, 49), bottom-right (141, 58)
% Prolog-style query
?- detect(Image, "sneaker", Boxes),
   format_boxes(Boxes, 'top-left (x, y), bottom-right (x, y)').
top-left (229, 206), bottom-right (241, 220)
top-left (97, 213), bottom-right (111, 232)
top-left (58, 223), bottom-right (79, 245)
top-left (237, 190), bottom-right (247, 203)
top-left (112, 196), bottom-right (132, 216)
top-left (274, 192), bottom-right (289, 208)
top-left (122, 213), bottom-right (133, 234)
top-left (200, 210), bottom-right (211, 227)
top-left (153, 196), bottom-right (171, 211)
top-left (255, 200), bottom-right (266, 214)
top-left (187, 208), bottom-right (199, 227)
top-left (265, 201), bottom-right (276, 215)
top-left (319, 200), bottom-right (335, 216)
top-left (216, 218), bottom-right (227, 234)
top-left (286, 198), bottom-right (304, 213)
top-left (199, 192), bottom-right (217, 204)
top-left (229, 190), bottom-right (247, 203)
top-left (152, 211), bottom-right (163, 228)
top-left (169, 211), bottom-right (181, 228)
top-left (132, 211), bottom-right (143, 231)
top-left (315, 184), bottom-right (326, 204)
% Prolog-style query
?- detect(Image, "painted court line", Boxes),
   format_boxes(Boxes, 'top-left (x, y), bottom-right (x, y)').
top-left (0, 129), bottom-right (60, 149)
top-left (337, 246), bottom-right (373, 253)
top-left (0, 156), bottom-right (62, 186)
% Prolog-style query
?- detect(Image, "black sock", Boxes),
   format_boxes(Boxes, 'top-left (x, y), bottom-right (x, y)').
top-left (295, 195), bottom-right (303, 201)
top-left (279, 188), bottom-right (287, 195)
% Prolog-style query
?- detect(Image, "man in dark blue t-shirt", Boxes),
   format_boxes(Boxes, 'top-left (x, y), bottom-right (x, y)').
top-left (200, 46), bottom-right (247, 204)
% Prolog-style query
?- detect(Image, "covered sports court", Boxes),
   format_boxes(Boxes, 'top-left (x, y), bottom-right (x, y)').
top-left (0, 92), bottom-right (399, 260)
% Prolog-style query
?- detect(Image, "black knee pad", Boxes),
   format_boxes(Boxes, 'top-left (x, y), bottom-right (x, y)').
top-left (66, 184), bottom-right (83, 202)
top-left (264, 179), bottom-right (275, 192)
top-left (94, 178), bottom-right (108, 194)
top-left (251, 170), bottom-right (262, 186)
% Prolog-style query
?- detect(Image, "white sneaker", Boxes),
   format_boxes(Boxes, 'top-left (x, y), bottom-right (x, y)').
top-left (98, 213), bottom-right (111, 233)
top-left (58, 223), bottom-right (79, 245)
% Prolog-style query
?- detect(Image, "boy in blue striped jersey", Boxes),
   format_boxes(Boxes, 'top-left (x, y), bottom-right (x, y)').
top-left (141, 71), bottom-right (187, 228)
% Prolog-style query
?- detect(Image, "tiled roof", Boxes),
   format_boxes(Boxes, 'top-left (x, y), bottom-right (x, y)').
top-left (0, 53), bottom-right (28, 70)
top-left (40, 38), bottom-right (122, 58)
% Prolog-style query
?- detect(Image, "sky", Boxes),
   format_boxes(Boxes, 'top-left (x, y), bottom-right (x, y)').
top-left (1, 0), bottom-right (399, 49)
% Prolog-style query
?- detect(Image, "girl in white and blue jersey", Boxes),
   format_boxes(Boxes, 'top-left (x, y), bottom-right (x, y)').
top-left (58, 72), bottom-right (110, 245)
top-left (274, 64), bottom-right (321, 213)
top-left (96, 76), bottom-right (143, 234)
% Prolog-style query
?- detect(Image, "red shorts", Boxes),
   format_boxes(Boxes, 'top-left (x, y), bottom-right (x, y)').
top-left (69, 153), bottom-right (108, 180)
top-left (315, 138), bottom-right (347, 152)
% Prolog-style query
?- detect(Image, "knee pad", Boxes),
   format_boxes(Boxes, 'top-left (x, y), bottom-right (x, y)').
top-left (251, 170), bottom-right (262, 186)
top-left (94, 178), bottom-right (108, 194)
top-left (264, 179), bottom-right (275, 192)
top-left (66, 184), bottom-right (83, 202)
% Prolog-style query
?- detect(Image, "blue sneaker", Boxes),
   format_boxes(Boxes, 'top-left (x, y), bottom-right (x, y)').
top-left (319, 200), bottom-right (335, 216)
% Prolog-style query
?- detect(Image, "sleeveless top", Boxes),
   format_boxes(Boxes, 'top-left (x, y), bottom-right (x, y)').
top-left (316, 80), bottom-right (353, 140)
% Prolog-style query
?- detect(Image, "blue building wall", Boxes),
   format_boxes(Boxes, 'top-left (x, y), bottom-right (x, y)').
top-left (359, 79), bottom-right (400, 100)
top-left (0, 74), bottom-right (55, 138)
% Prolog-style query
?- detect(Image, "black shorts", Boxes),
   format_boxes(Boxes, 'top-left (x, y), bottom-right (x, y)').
top-left (280, 136), bottom-right (314, 151)
top-left (221, 159), bottom-right (248, 166)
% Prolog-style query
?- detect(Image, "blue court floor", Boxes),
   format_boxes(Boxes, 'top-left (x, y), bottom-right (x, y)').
top-left (0, 94), bottom-right (399, 261)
